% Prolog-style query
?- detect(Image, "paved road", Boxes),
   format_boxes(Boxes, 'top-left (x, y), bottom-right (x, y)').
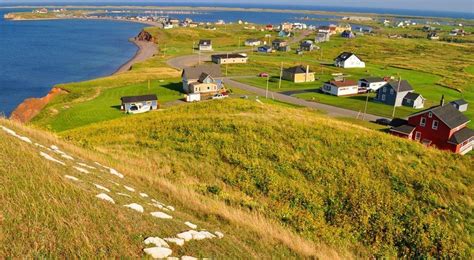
top-left (166, 40), bottom-right (385, 122)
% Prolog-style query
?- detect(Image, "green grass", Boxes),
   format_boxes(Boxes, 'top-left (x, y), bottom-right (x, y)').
top-left (33, 79), bottom-right (184, 132)
top-left (61, 99), bottom-right (474, 258)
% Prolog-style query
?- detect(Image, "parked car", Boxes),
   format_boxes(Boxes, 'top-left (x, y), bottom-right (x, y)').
top-left (212, 93), bottom-right (228, 100)
top-left (374, 118), bottom-right (391, 126)
top-left (259, 72), bottom-right (269, 78)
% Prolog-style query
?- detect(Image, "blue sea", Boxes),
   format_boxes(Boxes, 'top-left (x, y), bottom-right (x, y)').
top-left (0, 2), bottom-right (472, 116)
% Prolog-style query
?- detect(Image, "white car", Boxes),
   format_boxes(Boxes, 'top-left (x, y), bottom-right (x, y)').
top-left (211, 93), bottom-right (228, 100)
top-left (128, 104), bottom-right (151, 114)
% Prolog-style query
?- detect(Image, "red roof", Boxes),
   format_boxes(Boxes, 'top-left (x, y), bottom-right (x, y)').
top-left (328, 80), bottom-right (358, 87)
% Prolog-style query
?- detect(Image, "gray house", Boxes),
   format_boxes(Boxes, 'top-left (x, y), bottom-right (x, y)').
top-left (375, 80), bottom-right (414, 107)
top-left (450, 99), bottom-right (468, 112)
top-left (402, 92), bottom-right (425, 109)
top-left (121, 94), bottom-right (158, 113)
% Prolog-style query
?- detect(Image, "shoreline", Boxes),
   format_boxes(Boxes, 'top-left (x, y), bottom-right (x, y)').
top-left (10, 31), bottom-right (157, 123)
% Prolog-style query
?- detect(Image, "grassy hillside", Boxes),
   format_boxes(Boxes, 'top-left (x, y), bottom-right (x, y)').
top-left (0, 118), bottom-right (338, 258)
top-left (60, 99), bottom-right (473, 258)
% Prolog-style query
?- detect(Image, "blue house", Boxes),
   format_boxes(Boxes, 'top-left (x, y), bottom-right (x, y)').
top-left (258, 45), bottom-right (273, 53)
top-left (341, 30), bottom-right (355, 38)
top-left (374, 80), bottom-right (414, 107)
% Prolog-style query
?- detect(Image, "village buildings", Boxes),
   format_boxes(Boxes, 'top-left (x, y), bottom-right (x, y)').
top-left (334, 52), bottom-right (366, 68)
top-left (211, 53), bottom-right (248, 64)
top-left (282, 66), bottom-right (315, 83)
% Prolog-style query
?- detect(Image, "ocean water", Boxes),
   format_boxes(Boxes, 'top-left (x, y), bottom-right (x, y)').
top-left (0, 9), bottom-right (145, 116)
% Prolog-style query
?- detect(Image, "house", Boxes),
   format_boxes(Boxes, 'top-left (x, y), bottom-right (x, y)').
top-left (402, 92), bottom-right (425, 109)
top-left (120, 94), bottom-right (159, 113)
top-left (198, 40), bottom-right (213, 51)
top-left (278, 30), bottom-right (292, 38)
top-left (334, 52), bottom-right (365, 68)
top-left (181, 64), bottom-right (223, 95)
top-left (282, 65), bottom-right (315, 83)
top-left (188, 22), bottom-right (199, 28)
top-left (336, 23), bottom-right (352, 33)
top-left (358, 77), bottom-right (387, 91)
top-left (272, 39), bottom-right (291, 52)
top-left (265, 24), bottom-right (274, 31)
top-left (374, 80), bottom-right (414, 107)
top-left (258, 45), bottom-right (273, 53)
top-left (280, 22), bottom-right (293, 31)
top-left (211, 53), bottom-right (248, 64)
top-left (300, 41), bottom-right (315, 51)
top-left (245, 39), bottom-right (261, 46)
top-left (427, 32), bottom-right (440, 40)
top-left (315, 32), bottom-right (330, 43)
top-left (341, 30), bottom-right (355, 38)
top-left (450, 99), bottom-right (468, 112)
top-left (322, 79), bottom-right (359, 96)
top-left (390, 97), bottom-right (473, 155)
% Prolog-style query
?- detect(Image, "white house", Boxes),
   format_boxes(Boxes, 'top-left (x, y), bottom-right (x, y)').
top-left (322, 79), bottom-right (359, 96)
top-left (358, 77), bottom-right (387, 91)
top-left (244, 39), bottom-right (261, 46)
top-left (334, 52), bottom-right (365, 68)
top-left (198, 40), bottom-right (213, 51)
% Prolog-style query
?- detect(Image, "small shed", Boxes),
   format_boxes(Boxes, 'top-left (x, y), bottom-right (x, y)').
top-left (402, 92), bottom-right (425, 109)
top-left (121, 94), bottom-right (159, 113)
top-left (450, 99), bottom-right (468, 112)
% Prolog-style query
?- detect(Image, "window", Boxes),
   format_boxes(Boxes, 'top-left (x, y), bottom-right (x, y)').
top-left (420, 117), bottom-right (426, 127)
top-left (390, 89), bottom-right (394, 95)
top-left (415, 131), bottom-right (421, 141)
top-left (381, 94), bottom-right (386, 101)
top-left (383, 87), bottom-right (387, 93)
top-left (428, 112), bottom-right (432, 118)
top-left (432, 120), bottom-right (439, 130)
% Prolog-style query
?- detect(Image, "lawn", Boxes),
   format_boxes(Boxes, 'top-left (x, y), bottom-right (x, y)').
top-left (33, 79), bottom-right (184, 132)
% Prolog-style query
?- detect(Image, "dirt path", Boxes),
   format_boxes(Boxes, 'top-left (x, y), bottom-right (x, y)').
top-left (114, 40), bottom-right (157, 74)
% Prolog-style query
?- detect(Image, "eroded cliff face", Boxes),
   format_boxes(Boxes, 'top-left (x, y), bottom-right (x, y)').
top-left (135, 30), bottom-right (155, 42)
top-left (10, 87), bottom-right (68, 123)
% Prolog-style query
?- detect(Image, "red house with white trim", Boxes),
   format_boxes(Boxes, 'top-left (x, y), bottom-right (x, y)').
top-left (390, 98), bottom-right (473, 155)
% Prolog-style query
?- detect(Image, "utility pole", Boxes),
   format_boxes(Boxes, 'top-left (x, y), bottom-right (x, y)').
top-left (392, 75), bottom-right (401, 119)
top-left (225, 52), bottom-right (229, 76)
top-left (266, 74), bottom-right (270, 98)
top-left (362, 89), bottom-right (369, 120)
top-left (278, 62), bottom-right (283, 89)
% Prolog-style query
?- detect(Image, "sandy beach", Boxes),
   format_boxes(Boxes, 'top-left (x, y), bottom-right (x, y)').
top-left (114, 39), bottom-right (157, 74)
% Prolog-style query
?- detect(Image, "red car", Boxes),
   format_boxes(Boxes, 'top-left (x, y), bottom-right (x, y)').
top-left (259, 72), bottom-right (269, 78)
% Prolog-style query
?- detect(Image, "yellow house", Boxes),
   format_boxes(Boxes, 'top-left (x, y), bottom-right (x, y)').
top-left (282, 65), bottom-right (315, 83)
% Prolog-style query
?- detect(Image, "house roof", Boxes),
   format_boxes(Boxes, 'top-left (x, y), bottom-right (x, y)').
top-left (403, 92), bottom-right (422, 100)
top-left (390, 124), bottom-right (416, 135)
top-left (284, 66), bottom-right (313, 74)
top-left (121, 94), bottom-right (158, 103)
top-left (335, 52), bottom-right (361, 62)
top-left (272, 39), bottom-right (286, 44)
top-left (246, 38), bottom-right (260, 42)
top-left (300, 42), bottom-right (313, 47)
top-left (450, 99), bottom-right (468, 106)
top-left (360, 77), bottom-right (385, 83)
top-left (182, 64), bottom-right (222, 80)
top-left (385, 80), bottom-right (413, 92)
top-left (211, 53), bottom-right (247, 59)
top-left (327, 79), bottom-right (358, 87)
top-left (259, 45), bottom-right (272, 49)
top-left (448, 127), bottom-right (474, 144)
top-left (410, 104), bottom-right (470, 129)
top-left (198, 73), bottom-right (211, 83)
top-left (199, 39), bottom-right (211, 45)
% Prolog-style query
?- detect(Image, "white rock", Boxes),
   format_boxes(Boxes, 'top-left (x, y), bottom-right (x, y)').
top-left (61, 154), bottom-right (74, 160)
top-left (144, 237), bottom-right (169, 248)
top-left (77, 162), bottom-right (96, 169)
top-left (18, 136), bottom-right (32, 143)
top-left (109, 168), bottom-right (124, 178)
top-left (168, 257), bottom-right (179, 260)
top-left (39, 152), bottom-right (66, 166)
top-left (96, 193), bottom-right (115, 204)
top-left (166, 206), bottom-right (175, 211)
top-left (164, 238), bottom-right (185, 246)
top-left (117, 192), bottom-right (131, 198)
top-left (215, 231), bottom-right (224, 239)
top-left (139, 192), bottom-right (149, 198)
top-left (1, 126), bottom-right (16, 135)
top-left (184, 221), bottom-right (197, 229)
top-left (181, 256), bottom-right (198, 260)
top-left (151, 211), bottom-right (173, 219)
top-left (64, 175), bottom-right (79, 181)
top-left (124, 185), bottom-right (135, 192)
top-left (73, 166), bottom-right (90, 174)
top-left (34, 143), bottom-right (46, 149)
top-left (50, 145), bottom-right (59, 151)
top-left (124, 203), bottom-right (144, 213)
top-left (176, 231), bottom-right (193, 241)
top-left (94, 183), bottom-right (110, 192)
top-left (143, 247), bottom-right (172, 259)
top-left (1, 126), bottom-right (33, 143)
top-left (149, 203), bottom-right (164, 209)
top-left (109, 180), bottom-right (120, 186)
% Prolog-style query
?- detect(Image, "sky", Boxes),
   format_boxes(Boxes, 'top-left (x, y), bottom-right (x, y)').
top-left (4, 0), bottom-right (474, 13)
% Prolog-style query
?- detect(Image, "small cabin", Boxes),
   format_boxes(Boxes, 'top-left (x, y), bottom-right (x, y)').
top-left (450, 99), bottom-right (468, 112)
top-left (121, 94), bottom-right (158, 113)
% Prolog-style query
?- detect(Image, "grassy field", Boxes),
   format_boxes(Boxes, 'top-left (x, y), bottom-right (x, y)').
top-left (60, 99), bottom-right (473, 258)
top-left (1, 118), bottom-right (336, 258)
